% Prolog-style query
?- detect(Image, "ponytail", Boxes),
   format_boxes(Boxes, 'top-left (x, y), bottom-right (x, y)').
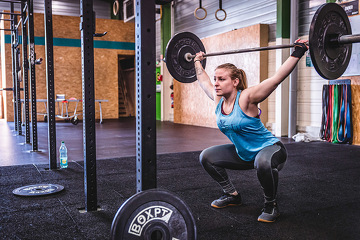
top-left (236, 68), bottom-right (247, 90)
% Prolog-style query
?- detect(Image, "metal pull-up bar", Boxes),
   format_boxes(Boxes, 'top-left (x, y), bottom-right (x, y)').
top-left (0, 0), bottom-right (23, 3)
top-left (0, 12), bottom-right (21, 16)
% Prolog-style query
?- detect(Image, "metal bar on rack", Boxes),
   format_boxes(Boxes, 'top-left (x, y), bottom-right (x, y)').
top-left (80, 0), bottom-right (98, 212)
top-left (22, 1), bottom-right (27, 12)
top-left (135, 0), bottom-right (157, 192)
top-left (15, 48), bottom-right (22, 135)
top-left (0, 12), bottom-right (21, 16)
top-left (10, 3), bottom-right (17, 131)
top-left (23, 14), bottom-right (28, 24)
top-left (10, 3), bottom-right (22, 135)
top-left (0, 0), bottom-right (23, 3)
top-left (15, 18), bottom-right (21, 29)
top-left (21, 1), bottom-right (30, 143)
top-left (44, 0), bottom-right (57, 169)
top-left (27, 0), bottom-right (38, 151)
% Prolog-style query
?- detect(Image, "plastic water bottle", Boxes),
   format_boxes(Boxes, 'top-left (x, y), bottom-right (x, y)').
top-left (59, 141), bottom-right (68, 168)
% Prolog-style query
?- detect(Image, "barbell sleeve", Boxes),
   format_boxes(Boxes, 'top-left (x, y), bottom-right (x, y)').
top-left (338, 34), bottom-right (360, 45)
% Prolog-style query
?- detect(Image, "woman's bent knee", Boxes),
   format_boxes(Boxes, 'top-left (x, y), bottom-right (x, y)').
top-left (199, 147), bottom-right (213, 166)
top-left (254, 143), bottom-right (287, 171)
top-left (199, 149), bottom-right (207, 166)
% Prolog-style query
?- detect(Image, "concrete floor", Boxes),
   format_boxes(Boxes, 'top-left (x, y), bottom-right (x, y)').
top-left (0, 118), bottom-right (294, 167)
top-left (0, 118), bottom-right (230, 166)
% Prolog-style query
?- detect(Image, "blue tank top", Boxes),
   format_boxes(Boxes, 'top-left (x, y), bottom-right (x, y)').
top-left (215, 91), bottom-right (279, 161)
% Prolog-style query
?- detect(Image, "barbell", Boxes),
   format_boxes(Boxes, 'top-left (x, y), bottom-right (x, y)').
top-left (165, 3), bottom-right (360, 83)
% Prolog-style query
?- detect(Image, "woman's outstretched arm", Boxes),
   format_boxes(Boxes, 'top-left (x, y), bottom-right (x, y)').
top-left (244, 40), bottom-right (308, 105)
top-left (194, 52), bottom-right (216, 101)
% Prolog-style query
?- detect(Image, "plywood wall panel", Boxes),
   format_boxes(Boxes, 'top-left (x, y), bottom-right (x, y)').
top-left (32, 48), bottom-right (134, 121)
top-left (344, 76), bottom-right (360, 145)
top-left (53, 15), bottom-right (81, 39)
top-left (95, 19), bottom-right (135, 43)
top-left (174, 24), bottom-right (268, 128)
top-left (174, 80), bottom-right (217, 128)
top-left (4, 36), bottom-right (14, 121)
top-left (2, 13), bottom-right (135, 122)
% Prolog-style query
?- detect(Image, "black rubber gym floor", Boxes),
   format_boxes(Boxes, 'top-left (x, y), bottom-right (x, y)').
top-left (0, 119), bottom-right (359, 239)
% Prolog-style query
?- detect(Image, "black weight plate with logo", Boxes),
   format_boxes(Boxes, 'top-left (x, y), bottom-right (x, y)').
top-left (309, 3), bottom-right (352, 80)
top-left (13, 184), bottom-right (65, 197)
top-left (111, 189), bottom-right (197, 240)
top-left (165, 32), bottom-right (206, 83)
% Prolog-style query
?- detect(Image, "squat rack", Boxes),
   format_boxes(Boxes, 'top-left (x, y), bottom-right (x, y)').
top-left (0, 0), bottom-right (39, 152)
top-left (1, 0), bottom-right (157, 213)
top-left (78, 0), bottom-right (157, 211)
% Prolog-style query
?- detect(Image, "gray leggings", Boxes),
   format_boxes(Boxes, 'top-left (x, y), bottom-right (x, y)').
top-left (199, 141), bottom-right (287, 202)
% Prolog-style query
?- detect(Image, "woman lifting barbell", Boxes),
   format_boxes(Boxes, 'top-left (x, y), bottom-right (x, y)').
top-left (194, 39), bottom-right (308, 223)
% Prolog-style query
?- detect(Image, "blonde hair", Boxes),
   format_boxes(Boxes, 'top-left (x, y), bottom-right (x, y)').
top-left (216, 63), bottom-right (247, 90)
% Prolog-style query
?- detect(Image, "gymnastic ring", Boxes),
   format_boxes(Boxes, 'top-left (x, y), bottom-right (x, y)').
top-left (194, 7), bottom-right (207, 20)
top-left (113, 0), bottom-right (119, 16)
top-left (215, 8), bottom-right (227, 21)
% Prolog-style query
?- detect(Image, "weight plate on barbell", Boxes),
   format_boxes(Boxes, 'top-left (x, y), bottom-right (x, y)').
top-left (309, 3), bottom-right (352, 80)
top-left (165, 32), bottom-right (206, 83)
top-left (111, 189), bottom-right (197, 240)
top-left (13, 183), bottom-right (64, 197)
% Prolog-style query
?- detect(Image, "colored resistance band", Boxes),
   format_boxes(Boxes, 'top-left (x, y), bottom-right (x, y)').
top-left (332, 85), bottom-right (339, 143)
top-left (336, 84), bottom-right (352, 144)
top-left (345, 85), bottom-right (352, 143)
top-left (328, 85), bottom-right (333, 142)
top-left (337, 84), bottom-right (345, 142)
top-left (325, 85), bottom-right (333, 142)
top-left (320, 85), bottom-right (329, 140)
top-left (320, 83), bottom-right (352, 144)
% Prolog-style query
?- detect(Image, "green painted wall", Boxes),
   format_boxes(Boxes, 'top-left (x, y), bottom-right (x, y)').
top-left (158, 3), bottom-right (172, 121)
top-left (156, 66), bottom-right (161, 120)
top-left (276, 0), bottom-right (290, 39)
top-left (161, 4), bottom-right (172, 55)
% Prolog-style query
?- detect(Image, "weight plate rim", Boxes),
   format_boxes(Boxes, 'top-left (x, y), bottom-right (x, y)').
top-left (12, 183), bottom-right (65, 197)
top-left (165, 31), bottom-right (206, 83)
top-left (110, 188), bottom-right (197, 240)
top-left (309, 3), bottom-right (352, 80)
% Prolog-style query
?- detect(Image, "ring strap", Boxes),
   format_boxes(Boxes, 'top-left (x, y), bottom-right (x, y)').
top-left (215, 0), bottom-right (227, 21)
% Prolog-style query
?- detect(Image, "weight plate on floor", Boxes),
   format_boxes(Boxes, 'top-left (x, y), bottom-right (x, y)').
top-left (111, 189), bottom-right (197, 240)
top-left (13, 184), bottom-right (64, 197)
top-left (165, 32), bottom-right (206, 83)
top-left (309, 3), bottom-right (352, 80)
